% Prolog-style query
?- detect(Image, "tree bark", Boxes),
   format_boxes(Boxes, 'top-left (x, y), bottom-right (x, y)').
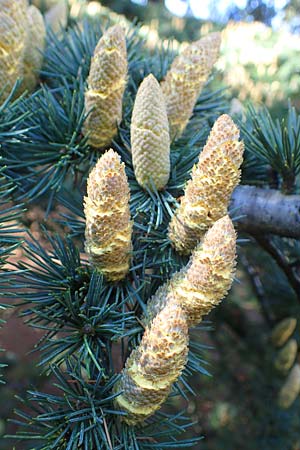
top-left (230, 185), bottom-right (300, 238)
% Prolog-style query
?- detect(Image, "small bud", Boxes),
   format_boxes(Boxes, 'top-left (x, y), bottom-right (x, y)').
top-left (278, 364), bottom-right (300, 409)
top-left (274, 339), bottom-right (298, 374)
top-left (161, 32), bottom-right (221, 140)
top-left (115, 302), bottom-right (188, 425)
top-left (169, 114), bottom-right (244, 254)
top-left (82, 25), bottom-right (127, 148)
top-left (22, 5), bottom-right (46, 92)
top-left (271, 318), bottom-right (297, 348)
top-left (84, 149), bottom-right (132, 282)
top-left (131, 74), bottom-right (170, 191)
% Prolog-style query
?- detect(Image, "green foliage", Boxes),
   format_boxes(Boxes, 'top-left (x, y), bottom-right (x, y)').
top-left (10, 361), bottom-right (201, 449)
top-left (242, 104), bottom-right (300, 193)
top-left (0, 166), bottom-right (23, 386)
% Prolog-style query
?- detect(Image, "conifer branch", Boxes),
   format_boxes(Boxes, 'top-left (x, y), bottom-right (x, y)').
top-left (231, 185), bottom-right (300, 238)
top-left (239, 253), bottom-right (275, 325)
top-left (253, 234), bottom-right (300, 302)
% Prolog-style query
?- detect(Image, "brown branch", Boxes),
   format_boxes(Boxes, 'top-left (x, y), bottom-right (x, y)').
top-left (239, 252), bottom-right (275, 325)
top-left (254, 234), bottom-right (300, 302)
top-left (230, 185), bottom-right (300, 238)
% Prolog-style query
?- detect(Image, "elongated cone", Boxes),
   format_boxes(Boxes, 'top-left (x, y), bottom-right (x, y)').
top-left (278, 364), bottom-right (300, 409)
top-left (22, 5), bottom-right (46, 92)
top-left (115, 302), bottom-right (188, 425)
top-left (84, 149), bottom-right (132, 282)
top-left (116, 217), bottom-right (236, 423)
top-left (45, 0), bottom-right (68, 33)
top-left (82, 25), bottom-right (127, 148)
top-left (131, 74), bottom-right (170, 191)
top-left (0, 0), bottom-right (28, 102)
top-left (147, 215), bottom-right (237, 327)
top-left (161, 32), bottom-right (221, 140)
top-left (169, 114), bottom-right (244, 254)
top-left (274, 339), bottom-right (298, 373)
top-left (173, 215), bottom-right (236, 326)
top-left (271, 317), bottom-right (297, 348)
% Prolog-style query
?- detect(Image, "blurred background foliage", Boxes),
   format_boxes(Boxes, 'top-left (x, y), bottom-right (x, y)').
top-left (1, 1), bottom-right (300, 450)
top-left (69, 0), bottom-right (300, 116)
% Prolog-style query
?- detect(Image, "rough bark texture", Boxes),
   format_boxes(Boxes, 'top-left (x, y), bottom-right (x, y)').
top-left (230, 185), bottom-right (300, 238)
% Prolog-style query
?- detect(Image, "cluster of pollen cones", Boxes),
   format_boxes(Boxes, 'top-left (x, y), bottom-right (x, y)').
top-left (82, 25), bottom-right (244, 425)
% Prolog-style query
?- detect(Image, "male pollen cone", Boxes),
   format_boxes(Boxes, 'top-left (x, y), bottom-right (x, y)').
top-left (168, 114), bottom-right (244, 254)
top-left (271, 317), bottom-right (297, 347)
top-left (84, 149), bottom-right (132, 282)
top-left (278, 364), bottom-right (300, 409)
top-left (274, 339), bottom-right (298, 373)
top-left (22, 5), bottom-right (46, 92)
top-left (114, 302), bottom-right (188, 425)
top-left (82, 24), bottom-right (127, 149)
top-left (0, 0), bottom-right (28, 102)
top-left (172, 215), bottom-right (237, 326)
top-left (116, 217), bottom-right (236, 424)
top-left (161, 32), bottom-right (221, 140)
top-left (147, 215), bottom-right (237, 328)
top-left (131, 74), bottom-right (170, 191)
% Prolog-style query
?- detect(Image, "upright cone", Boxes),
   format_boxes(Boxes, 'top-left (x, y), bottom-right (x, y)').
top-left (271, 317), bottom-right (297, 348)
top-left (84, 149), bottom-right (132, 282)
top-left (23, 5), bottom-right (46, 92)
top-left (168, 114), bottom-right (244, 254)
top-left (82, 25), bottom-right (127, 148)
top-left (131, 74), bottom-right (170, 191)
top-left (161, 32), bottom-right (221, 140)
top-left (114, 302), bottom-right (188, 425)
top-left (274, 339), bottom-right (298, 373)
top-left (45, 0), bottom-right (68, 33)
top-left (0, 0), bottom-right (28, 102)
top-left (278, 364), bottom-right (300, 409)
top-left (148, 215), bottom-right (237, 327)
top-left (116, 215), bottom-right (237, 424)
